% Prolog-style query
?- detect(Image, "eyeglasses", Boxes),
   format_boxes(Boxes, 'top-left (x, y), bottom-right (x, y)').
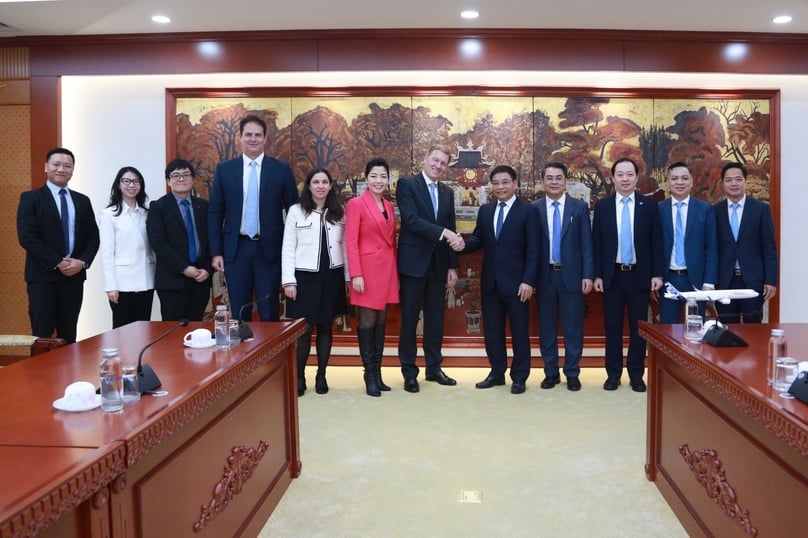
top-left (120, 178), bottom-right (141, 186)
top-left (169, 172), bottom-right (193, 180)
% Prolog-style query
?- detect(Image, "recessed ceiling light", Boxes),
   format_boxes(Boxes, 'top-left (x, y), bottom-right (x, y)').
top-left (461, 10), bottom-right (479, 20)
top-left (772, 15), bottom-right (792, 24)
top-left (152, 14), bottom-right (172, 24)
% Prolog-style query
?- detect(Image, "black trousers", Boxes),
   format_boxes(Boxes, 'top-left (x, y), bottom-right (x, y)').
top-left (109, 289), bottom-right (155, 328)
top-left (27, 278), bottom-right (84, 344)
top-left (157, 279), bottom-right (211, 321)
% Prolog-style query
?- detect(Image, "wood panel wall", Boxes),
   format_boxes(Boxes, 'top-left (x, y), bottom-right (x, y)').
top-left (2, 28), bottom-right (805, 337)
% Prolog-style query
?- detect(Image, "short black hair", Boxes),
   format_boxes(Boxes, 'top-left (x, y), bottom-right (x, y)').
top-left (165, 158), bottom-right (195, 180)
top-left (611, 157), bottom-right (638, 176)
top-left (489, 165), bottom-right (516, 182)
top-left (721, 162), bottom-right (747, 179)
top-left (542, 161), bottom-right (568, 178)
top-left (46, 147), bottom-right (75, 164)
top-left (667, 161), bottom-right (689, 172)
top-left (364, 157), bottom-right (389, 177)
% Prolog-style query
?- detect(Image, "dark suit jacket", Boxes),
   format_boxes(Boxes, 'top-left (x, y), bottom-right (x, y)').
top-left (208, 155), bottom-right (298, 265)
top-left (714, 197), bottom-right (778, 291)
top-left (658, 196), bottom-right (718, 289)
top-left (17, 185), bottom-right (99, 282)
top-left (396, 172), bottom-right (458, 278)
top-left (533, 195), bottom-right (593, 292)
top-left (463, 198), bottom-right (540, 294)
top-left (147, 194), bottom-right (212, 290)
top-left (592, 193), bottom-right (664, 290)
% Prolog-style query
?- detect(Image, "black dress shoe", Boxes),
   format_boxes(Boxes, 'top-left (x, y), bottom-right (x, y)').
top-left (540, 375), bottom-right (561, 389)
top-left (566, 377), bottom-right (581, 391)
top-left (630, 378), bottom-right (647, 392)
top-left (404, 377), bottom-right (420, 393)
top-left (511, 382), bottom-right (526, 394)
top-left (475, 373), bottom-right (506, 389)
top-left (425, 369), bottom-right (457, 386)
top-left (603, 377), bottom-right (621, 391)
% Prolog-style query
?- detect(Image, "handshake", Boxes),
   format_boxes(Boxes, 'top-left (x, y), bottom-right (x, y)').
top-left (444, 229), bottom-right (465, 252)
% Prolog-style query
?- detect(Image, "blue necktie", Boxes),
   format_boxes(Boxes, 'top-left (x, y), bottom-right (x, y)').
top-left (59, 188), bottom-right (70, 256)
top-left (552, 200), bottom-right (561, 263)
top-left (428, 182), bottom-right (438, 219)
top-left (730, 202), bottom-right (740, 269)
top-left (620, 197), bottom-right (633, 264)
top-left (244, 160), bottom-right (259, 237)
top-left (180, 199), bottom-right (197, 262)
top-left (495, 202), bottom-right (505, 240)
top-left (730, 202), bottom-right (740, 241)
top-left (674, 201), bottom-right (686, 266)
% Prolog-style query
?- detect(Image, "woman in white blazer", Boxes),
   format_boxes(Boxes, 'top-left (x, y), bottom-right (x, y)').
top-left (98, 166), bottom-right (155, 328)
top-left (282, 168), bottom-right (349, 396)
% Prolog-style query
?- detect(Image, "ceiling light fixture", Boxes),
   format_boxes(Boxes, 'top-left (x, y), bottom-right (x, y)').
top-left (772, 15), bottom-right (792, 24)
top-left (461, 10), bottom-right (479, 20)
top-left (151, 15), bottom-right (171, 24)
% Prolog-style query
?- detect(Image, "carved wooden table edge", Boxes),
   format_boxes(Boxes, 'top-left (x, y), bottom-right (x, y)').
top-left (0, 444), bottom-right (126, 538)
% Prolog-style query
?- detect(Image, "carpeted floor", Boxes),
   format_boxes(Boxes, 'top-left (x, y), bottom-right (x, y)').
top-left (260, 366), bottom-right (686, 538)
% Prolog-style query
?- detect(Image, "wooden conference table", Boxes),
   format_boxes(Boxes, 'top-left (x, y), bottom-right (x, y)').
top-left (0, 319), bottom-right (304, 538)
top-left (640, 322), bottom-right (808, 538)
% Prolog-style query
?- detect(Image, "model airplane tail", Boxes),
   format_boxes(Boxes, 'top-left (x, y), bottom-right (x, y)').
top-left (663, 282), bottom-right (759, 304)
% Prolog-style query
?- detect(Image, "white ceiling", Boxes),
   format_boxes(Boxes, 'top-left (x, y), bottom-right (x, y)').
top-left (0, 0), bottom-right (807, 37)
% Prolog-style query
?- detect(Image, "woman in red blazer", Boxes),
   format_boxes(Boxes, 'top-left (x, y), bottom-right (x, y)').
top-left (345, 158), bottom-right (399, 396)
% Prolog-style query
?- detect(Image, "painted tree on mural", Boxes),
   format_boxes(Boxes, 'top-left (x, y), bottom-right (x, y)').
top-left (533, 109), bottom-right (562, 187)
top-left (412, 106), bottom-right (453, 174)
top-left (349, 102), bottom-right (414, 197)
top-left (665, 107), bottom-right (726, 201)
top-left (285, 105), bottom-right (354, 188)
top-left (639, 124), bottom-right (674, 186)
top-left (718, 101), bottom-right (771, 201)
top-left (351, 102), bottom-right (413, 168)
top-left (552, 97), bottom-right (645, 198)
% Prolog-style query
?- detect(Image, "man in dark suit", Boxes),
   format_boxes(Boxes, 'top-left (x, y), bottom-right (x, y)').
top-left (657, 162), bottom-right (718, 322)
top-left (147, 159), bottom-right (212, 321)
top-left (714, 162), bottom-right (777, 323)
top-left (463, 165), bottom-right (539, 394)
top-left (396, 144), bottom-right (465, 393)
top-left (592, 157), bottom-right (664, 392)
top-left (209, 115), bottom-right (298, 322)
top-left (533, 162), bottom-right (593, 392)
top-left (17, 147), bottom-right (99, 343)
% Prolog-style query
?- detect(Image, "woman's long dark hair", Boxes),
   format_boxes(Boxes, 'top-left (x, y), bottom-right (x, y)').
top-left (106, 166), bottom-right (148, 216)
top-left (299, 167), bottom-right (344, 223)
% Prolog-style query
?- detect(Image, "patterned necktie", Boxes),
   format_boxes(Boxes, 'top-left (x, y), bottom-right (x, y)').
top-left (428, 182), bottom-right (438, 219)
top-left (180, 199), bottom-right (198, 262)
top-left (59, 188), bottom-right (70, 256)
top-left (495, 202), bottom-right (505, 239)
top-left (620, 197), bottom-right (633, 264)
top-left (552, 200), bottom-right (561, 263)
top-left (244, 160), bottom-right (259, 237)
top-left (674, 201), bottom-right (686, 266)
top-left (730, 202), bottom-right (740, 241)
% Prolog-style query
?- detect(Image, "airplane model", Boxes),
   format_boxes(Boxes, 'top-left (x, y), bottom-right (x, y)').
top-left (663, 282), bottom-right (759, 304)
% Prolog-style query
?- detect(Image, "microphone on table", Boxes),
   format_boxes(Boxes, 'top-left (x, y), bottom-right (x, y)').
top-left (236, 295), bottom-right (272, 341)
top-left (137, 319), bottom-right (189, 393)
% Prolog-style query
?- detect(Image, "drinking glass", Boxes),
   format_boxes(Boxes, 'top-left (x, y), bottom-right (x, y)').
top-left (773, 357), bottom-right (798, 398)
top-left (122, 365), bottom-right (141, 404)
